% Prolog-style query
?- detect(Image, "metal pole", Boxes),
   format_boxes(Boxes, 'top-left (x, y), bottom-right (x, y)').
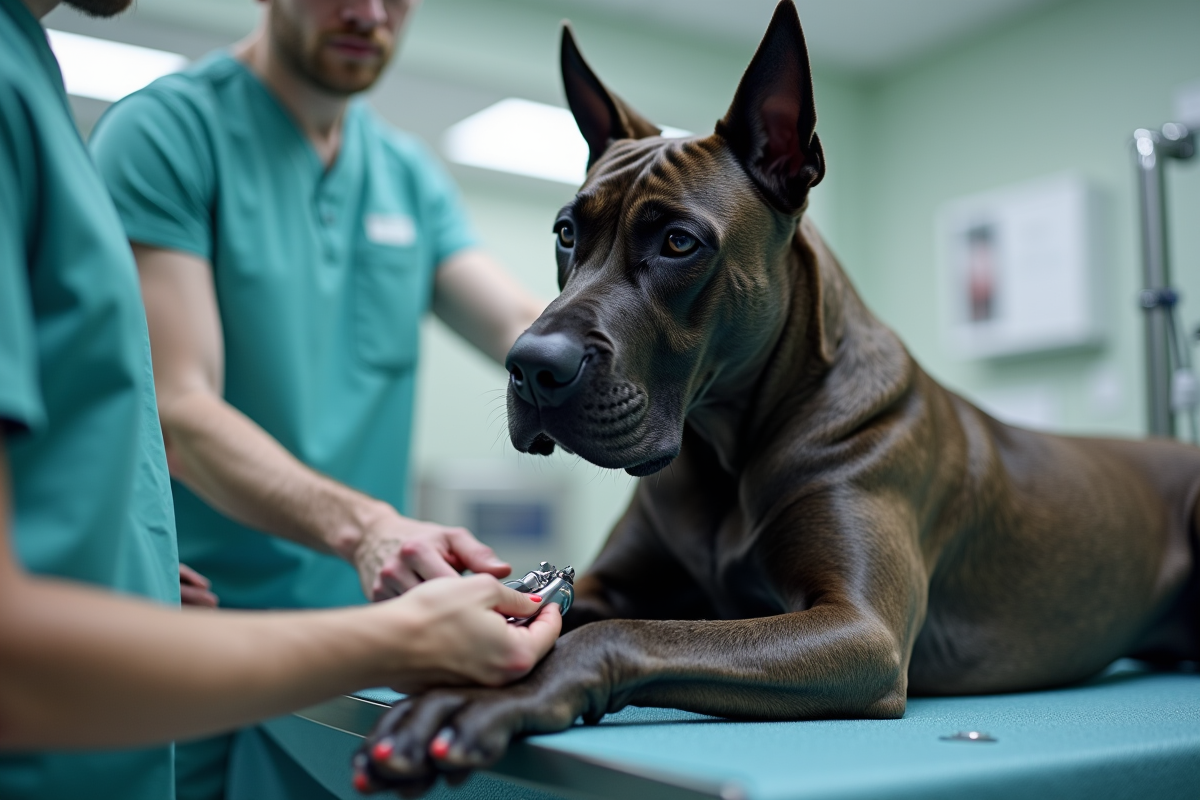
top-left (1132, 124), bottom-right (1195, 438)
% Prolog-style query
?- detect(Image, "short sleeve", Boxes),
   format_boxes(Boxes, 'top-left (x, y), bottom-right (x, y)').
top-left (401, 135), bottom-right (479, 267)
top-left (89, 82), bottom-right (216, 260)
top-left (0, 80), bottom-right (45, 433)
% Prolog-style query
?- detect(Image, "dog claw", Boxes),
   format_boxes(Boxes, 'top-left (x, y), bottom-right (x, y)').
top-left (430, 727), bottom-right (454, 760)
top-left (371, 738), bottom-right (394, 761)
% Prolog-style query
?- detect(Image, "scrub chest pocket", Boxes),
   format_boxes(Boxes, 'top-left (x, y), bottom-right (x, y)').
top-left (354, 243), bottom-right (425, 370)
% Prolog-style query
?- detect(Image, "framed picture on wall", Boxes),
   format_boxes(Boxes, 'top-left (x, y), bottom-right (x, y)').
top-left (936, 174), bottom-right (1105, 359)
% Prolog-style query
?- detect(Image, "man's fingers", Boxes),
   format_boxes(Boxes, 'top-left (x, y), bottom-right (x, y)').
top-left (399, 540), bottom-right (461, 582)
top-left (377, 562), bottom-right (422, 599)
top-left (179, 563), bottom-right (210, 589)
top-left (371, 582), bottom-right (400, 602)
top-left (446, 529), bottom-right (510, 577)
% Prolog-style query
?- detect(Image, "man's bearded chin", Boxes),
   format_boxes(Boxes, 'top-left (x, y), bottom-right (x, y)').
top-left (64, 0), bottom-right (134, 18)
top-left (271, 9), bottom-right (395, 96)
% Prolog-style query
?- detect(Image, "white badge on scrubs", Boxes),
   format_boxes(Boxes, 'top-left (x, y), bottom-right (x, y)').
top-left (365, 213), bottom-right (417, 247)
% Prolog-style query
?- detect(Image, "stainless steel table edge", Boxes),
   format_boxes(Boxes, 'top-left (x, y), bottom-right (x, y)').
top-left (293, 694), bottom-right (747, 800)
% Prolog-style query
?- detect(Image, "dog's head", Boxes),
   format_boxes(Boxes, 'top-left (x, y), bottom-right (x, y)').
top-left (506, 0), bottom-right (825, 476)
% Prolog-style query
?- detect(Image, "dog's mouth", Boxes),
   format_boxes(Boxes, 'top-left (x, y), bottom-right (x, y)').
top-left (624, 454), bottom-right (676, 477)
top-left (522, 431), bottom-right (676, 476)
top-left (509, 380), bottom-right (679, 475)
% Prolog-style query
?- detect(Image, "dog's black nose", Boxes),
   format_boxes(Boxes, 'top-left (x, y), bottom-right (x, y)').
top-left (506, 332), bottom-right (588, 407)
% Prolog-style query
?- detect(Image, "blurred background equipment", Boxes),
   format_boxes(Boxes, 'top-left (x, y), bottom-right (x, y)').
top-left (418, 460), bottom-right (570, 569)
top-left (1132, 122), bottom-right (1198, 441)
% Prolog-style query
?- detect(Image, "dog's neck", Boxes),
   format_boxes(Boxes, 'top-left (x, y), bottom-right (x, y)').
top-left (685, 216), bottom-right (905, 476)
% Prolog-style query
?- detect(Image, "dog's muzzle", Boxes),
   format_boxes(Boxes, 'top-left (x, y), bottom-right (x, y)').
top-left (506, 331), bottom-right (589, 408)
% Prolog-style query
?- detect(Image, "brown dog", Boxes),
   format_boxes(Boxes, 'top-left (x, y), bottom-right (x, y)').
top-left (358, 1), bottom-right (1200, 790)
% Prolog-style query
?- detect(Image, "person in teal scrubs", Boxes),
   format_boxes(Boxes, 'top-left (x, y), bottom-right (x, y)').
top-left (0, 2), bottom-right (560, 799)
top-left (89, 0), bottom-right (547, 797)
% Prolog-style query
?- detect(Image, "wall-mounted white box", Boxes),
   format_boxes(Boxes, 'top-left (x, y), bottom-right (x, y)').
top-left (936, 174), bottom-right (1105, 360)
top-left (1174, 77), bottom-right (1200, 128)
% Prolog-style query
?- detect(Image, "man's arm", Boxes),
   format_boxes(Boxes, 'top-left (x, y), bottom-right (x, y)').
top-left (432, 248), bottom-right (546, 364)
top-left (0, 428), bottom-right (561, 749)
top-left (134, 244), bottom-right (510, 599)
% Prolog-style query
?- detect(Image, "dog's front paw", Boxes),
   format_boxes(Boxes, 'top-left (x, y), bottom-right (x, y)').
top-left (353, 643), bottom-right (607, 796)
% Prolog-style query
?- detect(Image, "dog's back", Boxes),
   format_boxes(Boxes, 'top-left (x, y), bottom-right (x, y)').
top-left (735, 218), bottom-right (1200, 694)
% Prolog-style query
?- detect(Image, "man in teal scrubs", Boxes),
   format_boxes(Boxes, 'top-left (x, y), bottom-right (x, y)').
top-left (90, 0), bottom-right (546, 797)
top-left (0, 1), bottom-right (559, 799)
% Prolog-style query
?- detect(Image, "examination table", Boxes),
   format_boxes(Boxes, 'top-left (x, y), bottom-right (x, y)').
top-left (225, 660), bottom-right (1200, 800)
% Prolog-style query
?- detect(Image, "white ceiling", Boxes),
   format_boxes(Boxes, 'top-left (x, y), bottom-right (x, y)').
top-left (73, 0), bottom-right (1065, 75)
top-left (548, 0), bottom-right (1061, 73)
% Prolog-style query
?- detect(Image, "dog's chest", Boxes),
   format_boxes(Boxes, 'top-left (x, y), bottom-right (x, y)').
top-left (660, 500), bottom-right (785, 619)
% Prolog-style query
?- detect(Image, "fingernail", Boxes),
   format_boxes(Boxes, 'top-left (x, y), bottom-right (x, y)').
top-left (529, 595), bottom-right (542, 602)
top-left (371, 738), bottom-right (394, 761)
top-left (353, 770), bottom-right (372, 794)
top-left (430, 727), bottom-right (454, 759)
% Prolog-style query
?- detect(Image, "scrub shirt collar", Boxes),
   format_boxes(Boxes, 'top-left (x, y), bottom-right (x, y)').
top-left (220, 51), bottom-right (363, 196)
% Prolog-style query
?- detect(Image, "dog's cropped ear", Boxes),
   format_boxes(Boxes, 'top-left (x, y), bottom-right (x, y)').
top-left (562, 23), bottom-right (661, 170)
top-left (716, 0), bottom-right (825, 215)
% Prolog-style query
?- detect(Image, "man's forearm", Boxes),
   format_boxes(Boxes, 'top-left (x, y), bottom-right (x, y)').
top-left (0, 572), bottom-right (394, 749)
top-left (158, 389), bottom-right (382, 561)
top-left (433, 249), bottom-right (545, 365)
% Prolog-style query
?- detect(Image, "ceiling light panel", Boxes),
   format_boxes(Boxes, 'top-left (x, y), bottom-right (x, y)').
top-left (46, 29), bottom-right (188, 103)
top-left (443, 98), bottom-right (690, 185)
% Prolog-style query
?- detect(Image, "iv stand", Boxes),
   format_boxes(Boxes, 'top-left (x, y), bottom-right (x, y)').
top-left (1132, 122), bottom-right (1196, 439)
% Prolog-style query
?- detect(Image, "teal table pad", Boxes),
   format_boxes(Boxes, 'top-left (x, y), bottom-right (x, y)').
top-left (251, 661), bottom-right (1200, 799)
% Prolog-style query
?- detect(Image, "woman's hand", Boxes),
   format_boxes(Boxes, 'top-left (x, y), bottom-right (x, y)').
top-left (370, 574), bottom-right (562, 693)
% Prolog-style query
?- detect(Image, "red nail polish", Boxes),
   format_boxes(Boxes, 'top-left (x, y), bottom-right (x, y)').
top-left (430, 738), bottom-right (451, 759)
top-left (529, 595), bottom-right (542, 602)
top-left (371, 739), bottom-right (394, 761)
top-left (353, 771), bottom-right (371, 793)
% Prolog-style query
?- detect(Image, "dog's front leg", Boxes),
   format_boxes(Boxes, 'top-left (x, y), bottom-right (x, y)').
top-left (568, 476), bottom-right (722, 631)
top-left (357, 496), bottom-right (926, 792)
top-left (357, 613), bottom-right (908, 792)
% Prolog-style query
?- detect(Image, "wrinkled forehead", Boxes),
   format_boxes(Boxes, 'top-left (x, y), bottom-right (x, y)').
top-left (569, 136), bottom-right (760, 235)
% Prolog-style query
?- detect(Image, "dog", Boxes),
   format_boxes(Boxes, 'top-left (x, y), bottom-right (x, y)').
top-left (358, 1), bottom-right (1200, 791)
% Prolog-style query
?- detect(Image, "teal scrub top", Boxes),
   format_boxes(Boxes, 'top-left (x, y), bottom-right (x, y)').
top-left (0, 1), bottom-right (180, 798)
top-left (90, 53), bottom-right (478, 610)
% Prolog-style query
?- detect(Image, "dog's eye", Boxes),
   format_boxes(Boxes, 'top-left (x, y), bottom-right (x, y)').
top-left (663, 231), bottom-right (698, 257)
top-left (556, 221), bottom-right (576, 249)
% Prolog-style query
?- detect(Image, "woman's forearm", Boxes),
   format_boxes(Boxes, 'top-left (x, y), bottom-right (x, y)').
top-left (0, 572), bottom-right (394, 749)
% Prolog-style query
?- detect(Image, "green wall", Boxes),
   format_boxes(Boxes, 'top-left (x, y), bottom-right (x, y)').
top-left (856, 0), bottom-right (1200, 436)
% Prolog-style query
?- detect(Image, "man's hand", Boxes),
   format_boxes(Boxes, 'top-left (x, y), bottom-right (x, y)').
top-left (351, 509), bottom-right (511, 601)
top-left (179, 564), bottom-right (218, 608)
